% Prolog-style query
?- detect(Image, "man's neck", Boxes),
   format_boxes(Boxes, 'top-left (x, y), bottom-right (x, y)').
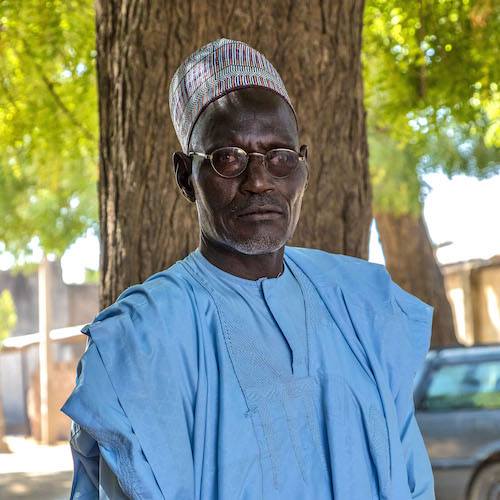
top-left (199, 240), bottom-right (285, 281)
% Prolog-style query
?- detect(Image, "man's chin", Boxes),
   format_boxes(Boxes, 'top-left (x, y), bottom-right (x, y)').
top-left (228, 235), bottom-right (290, 256)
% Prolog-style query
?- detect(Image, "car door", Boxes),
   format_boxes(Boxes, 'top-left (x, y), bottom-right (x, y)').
top-left (415, 358), bottom-right (500, 500)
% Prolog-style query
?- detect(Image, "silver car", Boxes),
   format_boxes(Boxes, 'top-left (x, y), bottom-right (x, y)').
top-left (414, 345), bottom-right (500, 500)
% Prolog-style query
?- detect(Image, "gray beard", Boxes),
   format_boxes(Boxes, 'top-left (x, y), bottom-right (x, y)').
top-left (229, 232), bottom-right (291, 255)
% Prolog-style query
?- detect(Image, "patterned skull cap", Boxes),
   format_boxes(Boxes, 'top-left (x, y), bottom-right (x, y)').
top-left (169, 38), bottom-right (296, 153)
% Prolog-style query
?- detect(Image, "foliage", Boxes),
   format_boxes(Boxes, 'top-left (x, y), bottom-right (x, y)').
top-left (1, 0), bottom-right (499, 256)
top-left (363, 0), bottom-right (500, 215)
top-left (0, 289), bottom-right (17, 343)
top-left (84, 267), bottom-right (99, 284)
top-left (0, 0), bottom-right (98, 261)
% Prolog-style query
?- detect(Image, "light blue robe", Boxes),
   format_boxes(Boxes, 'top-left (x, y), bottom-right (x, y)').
top-left (62, 246), bottom-right (435, 499)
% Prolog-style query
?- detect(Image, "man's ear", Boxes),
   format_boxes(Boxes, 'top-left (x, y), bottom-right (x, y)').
top-left (172, 152), bottom-right (196, 202)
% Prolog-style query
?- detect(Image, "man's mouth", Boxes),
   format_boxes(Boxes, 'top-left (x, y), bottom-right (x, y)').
top-left (237, 206), bottom-right (284, 220)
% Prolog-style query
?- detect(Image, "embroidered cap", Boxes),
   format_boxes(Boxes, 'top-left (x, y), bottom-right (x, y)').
top-left (169, 38), bottom-right (296, 153)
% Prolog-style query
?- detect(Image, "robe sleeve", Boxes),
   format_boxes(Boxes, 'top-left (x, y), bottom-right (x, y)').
top-left (62, 338), bottom-right (164, 499)
top-left (67, 420), bottom-right (98, 499)
top-left (65, 338), bottom-right (99, 500)
top-left (61, 275), bottom-right (198, 500)
top-left (390, 281), bottom-right (435, 500)
top-left (99, 451), bottom-right (130, 499)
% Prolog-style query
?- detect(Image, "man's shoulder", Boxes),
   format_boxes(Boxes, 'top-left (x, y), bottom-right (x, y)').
top-left (286, 245), bottom-right (432, 318)
top-left (92, 259), bottom-right (200, 327)
top-left (285, 246), bottom-right (390, 293)
top-left (287, 246), bottom-right (433, 386)
top-left (81, 259), bottom-right (205, 362)
top-left (285, 245), bottom-right (385, 271)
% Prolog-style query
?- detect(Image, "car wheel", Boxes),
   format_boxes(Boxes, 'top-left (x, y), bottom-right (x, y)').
top-left (469, 462), bottom-right (500, 500)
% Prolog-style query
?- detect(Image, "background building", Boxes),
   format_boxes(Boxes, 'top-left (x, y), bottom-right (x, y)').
top-left (0, 261), bottom-right (98, 437)
top-left (443, 256), bottom-right (500, 345)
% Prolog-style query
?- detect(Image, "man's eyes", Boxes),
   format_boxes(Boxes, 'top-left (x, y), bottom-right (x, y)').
top-left (220, 154), bottom-right (237, 163)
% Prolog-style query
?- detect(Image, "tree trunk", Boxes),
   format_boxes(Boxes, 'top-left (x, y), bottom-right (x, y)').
top-left (375, 211), bottom-right (458, 347)
top-left (95, 0), bottom-right (371, 308)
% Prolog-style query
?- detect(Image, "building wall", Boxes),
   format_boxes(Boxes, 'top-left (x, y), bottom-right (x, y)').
top-left (27, 339), bottom-right (87, 441)
top-left (472, 266), bottom-right (500, 343)
top-left (443, 267), bottom-right (475, 345)
top-left (443, 261), bottom-right (500, 345)
top-left (0, 261), bottom-right (98, 433)
top-left (0, 260), bottom-right (87, 337)
top-left (0, 338), bottom-right (87, 434)
top-left (0, 351), bottom-right (25, 432)
top-left (68, 283), bottom-right (99, 326)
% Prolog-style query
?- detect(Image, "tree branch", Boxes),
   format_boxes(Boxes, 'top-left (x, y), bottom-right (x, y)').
top-left (417, 0), bottom-right (427, 100)
top-left (39, 72), bottom-right (96, 143)
top-left (20, 39), bottom-right (97, 143)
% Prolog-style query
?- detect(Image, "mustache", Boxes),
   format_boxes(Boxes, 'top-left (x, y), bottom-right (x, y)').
top-left (229, 194), bottom-right (286, 216)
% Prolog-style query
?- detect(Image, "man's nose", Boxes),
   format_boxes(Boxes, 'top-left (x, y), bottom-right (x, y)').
top-left (239, 154), bottom-right (275, 193)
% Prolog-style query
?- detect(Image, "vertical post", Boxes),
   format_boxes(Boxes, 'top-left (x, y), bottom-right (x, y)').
top-left (21, 350), bottom-right (31, 435)
top-left (461, 266), bottom-right (476, 344)
top-left (39, 254), bottom-right (56, 445)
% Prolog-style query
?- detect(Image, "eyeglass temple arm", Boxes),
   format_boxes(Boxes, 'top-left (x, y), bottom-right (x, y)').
top-left (247, 151), bottom-right (307, 161)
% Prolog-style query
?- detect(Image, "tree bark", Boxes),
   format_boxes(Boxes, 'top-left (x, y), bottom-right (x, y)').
top-left (375, 211), bottom-right (458, 347)
top-left (95, 0), bottom-right (371, 307)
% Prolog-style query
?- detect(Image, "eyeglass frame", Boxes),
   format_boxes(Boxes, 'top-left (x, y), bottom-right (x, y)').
top-left (188, 145), bottom-right (308, 179)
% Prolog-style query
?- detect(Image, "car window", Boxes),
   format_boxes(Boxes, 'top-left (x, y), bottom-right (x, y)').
top-left (413, 351), bottom-right (437, 394)
top-left (420, 360), bottom-right (500, 410)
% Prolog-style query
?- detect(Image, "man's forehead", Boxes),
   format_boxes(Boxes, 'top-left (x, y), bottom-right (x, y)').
top-left (190, 89), bottom-right (298, 152)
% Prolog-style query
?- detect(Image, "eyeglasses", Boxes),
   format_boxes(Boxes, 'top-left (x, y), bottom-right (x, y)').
top-left (189, 146), bottom-right (307, 179)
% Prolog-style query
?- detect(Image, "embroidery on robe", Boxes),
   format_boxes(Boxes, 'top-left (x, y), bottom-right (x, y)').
top-left (182, 258), bottom-right (329, 490)
top-left (72, 408), bottom-right (140, 498)
top-left (289, 258), bottom-right (392, 499)
top-left (368, 404), bottom-right (391, 498)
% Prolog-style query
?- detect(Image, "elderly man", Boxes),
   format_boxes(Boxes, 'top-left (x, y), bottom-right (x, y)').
top-left (62, 39), bottom-right (435, 499)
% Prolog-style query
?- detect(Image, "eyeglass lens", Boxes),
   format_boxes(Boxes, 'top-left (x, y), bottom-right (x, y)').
top-left (211, 147), bottom-right (300, 178)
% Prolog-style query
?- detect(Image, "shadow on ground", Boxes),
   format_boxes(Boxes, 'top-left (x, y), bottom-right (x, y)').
top-left (0, 470), bottom-right (72, 499)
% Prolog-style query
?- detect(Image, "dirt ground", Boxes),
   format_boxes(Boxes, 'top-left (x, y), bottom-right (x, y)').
top-left (0, 435), bottom-right (73, 499)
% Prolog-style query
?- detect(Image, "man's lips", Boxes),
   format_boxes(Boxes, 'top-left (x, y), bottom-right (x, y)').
top-left (237, 211), bottom-right (283, 221)
top-left (237, 205), bottom-right (284, 217)
top-left (236, 206), bottom-right (284, 221)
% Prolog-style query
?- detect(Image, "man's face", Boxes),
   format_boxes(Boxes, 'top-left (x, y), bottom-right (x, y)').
top-left (181, 88), bottom-right (308, 255)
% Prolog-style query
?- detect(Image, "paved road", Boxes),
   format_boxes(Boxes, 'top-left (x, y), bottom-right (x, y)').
top-left (0, 471), bottom-right (73, 499)
top-left (0, 436), bottom-right (73, 499)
